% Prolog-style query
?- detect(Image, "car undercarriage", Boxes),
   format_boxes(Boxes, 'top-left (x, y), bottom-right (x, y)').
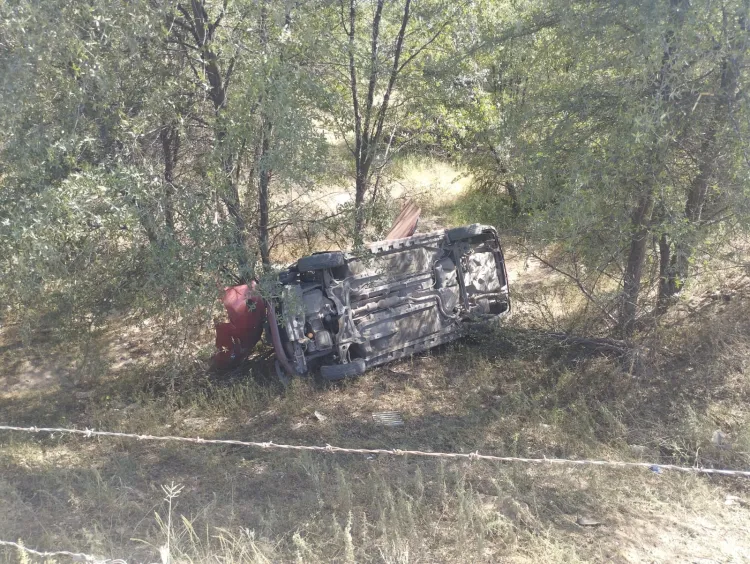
top-left (268, 224), bottom-right (510, 380)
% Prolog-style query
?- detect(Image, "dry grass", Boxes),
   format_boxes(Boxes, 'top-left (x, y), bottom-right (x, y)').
top-left (2, 275), bottom-right (750, 562)
top-left (2, 161), bottom-right (750, 563)
top-left (267, 156), bottom-right (472, 264)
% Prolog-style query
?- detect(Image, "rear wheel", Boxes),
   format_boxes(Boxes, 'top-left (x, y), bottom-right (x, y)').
top-left (320, 359), bottom-right (367, 381)
top-left (446, 224), bottom-right (486, 242)
top-left (297, 251), bottom-right (346, 272)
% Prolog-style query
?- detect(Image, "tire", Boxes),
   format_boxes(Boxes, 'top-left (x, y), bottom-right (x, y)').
top-left (320, 359), bottom-right (367, 381)
top-left (278, 269), bottom-right (297, 284)
top-left (446, 224), bottom-right (486, 242)
top-left (296, 251), bottom-right (346, 272)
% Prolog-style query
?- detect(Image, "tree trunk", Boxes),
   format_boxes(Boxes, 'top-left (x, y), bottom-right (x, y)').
top-left (160, 123), bottom-right (179, 235)
top-left (353, 166), bottom-right (368, 243)
top-left (619, 0), bottom-right (686, 333)
top-left (137, 210), bottom-right (160, 244)
top-left (257, 1), bottom-right (273, 268)
top-left (506, 181), bottom-right (521, 216)
top-left (217, 130), bottom-right (250, 278)
top-left (673, 135), bottom-right (715, 285)
top-left (657, 232), bottom-right (679, 313)
top-left (180, 0), bottom-right (249, 277)
top-left (347, 0), bottom-right (413, 239)
top-left (258, 120), bottom-right (273, 268)
top-left (221, 175), bottom-right (251, 279)
top-left (669, 19), bottom-right (745, 293)
top-left (620, 188), bottom-right (655, 336)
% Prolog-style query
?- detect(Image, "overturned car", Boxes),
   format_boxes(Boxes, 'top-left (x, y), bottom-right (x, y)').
top-left (265, 224), bottom-right (510, 381)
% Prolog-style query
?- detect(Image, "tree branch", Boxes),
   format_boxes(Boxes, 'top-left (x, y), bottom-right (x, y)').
top-left (339, 0), bottom-right (349, 35)
top-left (224, 56), bottom-right (236, 91)
top-left (397, 19), bottom-right (450, 75)
top-left (529, 250), bottom-right (620, 327)
top-left (369, 0), bottom-right (411, 157)
top-left (347, 0), bottom-right (362, 160)
top-left (361, 0), bottom-right (385, 155)
top-left (176, 4), bottom-right (201, 45)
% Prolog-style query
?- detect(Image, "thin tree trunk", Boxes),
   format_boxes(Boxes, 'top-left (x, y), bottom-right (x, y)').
top-left (160, 123), bottom-right (179, 235)
top-left (618, 0), bottom-right (686, 333)
top-left (221, 176), bottom-right (250, 278)
top-left (347, 0), bottom-right (414, 239)
top-left (180, 0), bottom-right (250, 277)
top-left (674, 108), bottom-right (722, 283)
top-left (137, 210), bottom-right (160, 244)
top-left (670, 17), bottom-right (746, 293)
top-left (216, 130), bottom-right (250, 277)
top-left (657, 232), bottom-right (679, 313)
top-left (673, 136), bottom-right (715, 285)
top-left (506, 181), bottom-right (521, 216)
top-left (257, 1), bottom-right (273, 268)
top-left (130, 188), bottom-right (159, 244)
top-left (620, 188), bottom-right (655, 336)
top-left (347, 0), bottom-right (368, 242)
top-left (258, 120), bottom-right (273, 268)
top-left (354, 171), bottom-right (368, 243)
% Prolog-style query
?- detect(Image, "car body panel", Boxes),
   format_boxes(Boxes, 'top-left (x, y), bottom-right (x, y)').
top-left (213, 282), bottom-right (266, 369)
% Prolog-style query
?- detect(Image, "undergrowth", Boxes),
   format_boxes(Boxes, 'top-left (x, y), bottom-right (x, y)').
top-left (1, 181), bottom-right (750, 561)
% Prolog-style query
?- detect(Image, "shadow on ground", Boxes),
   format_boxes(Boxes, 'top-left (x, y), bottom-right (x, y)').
top-left (1, 296), bottom-right (750, 562)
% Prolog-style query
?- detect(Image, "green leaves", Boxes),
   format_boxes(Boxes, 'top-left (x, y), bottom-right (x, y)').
top-left (1, 0), bottom-right (748, 335)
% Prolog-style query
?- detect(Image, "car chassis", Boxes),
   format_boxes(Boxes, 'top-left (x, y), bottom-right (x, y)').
top-left (266, 224), bottom-right (510, 381)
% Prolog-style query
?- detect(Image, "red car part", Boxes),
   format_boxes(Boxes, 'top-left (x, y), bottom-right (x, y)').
top-left (213, 281), bottom-right (265, 369)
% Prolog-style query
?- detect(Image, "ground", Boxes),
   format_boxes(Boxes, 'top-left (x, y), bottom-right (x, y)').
top-left (1, 163), bottom-right (750, 563)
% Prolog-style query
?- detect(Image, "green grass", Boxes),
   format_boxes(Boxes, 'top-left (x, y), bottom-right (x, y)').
top-left (434, 184), bottom-right (517, 230)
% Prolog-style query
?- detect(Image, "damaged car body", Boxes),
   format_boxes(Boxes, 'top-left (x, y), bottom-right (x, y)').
top-left (267, 224), bottom-right (510, 381)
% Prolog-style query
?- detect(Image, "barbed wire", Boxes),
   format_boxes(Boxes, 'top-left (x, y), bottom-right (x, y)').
top-left (0, 424), bottom-right (748, 477)
top-left (0, 538), bottom-right (126, 563)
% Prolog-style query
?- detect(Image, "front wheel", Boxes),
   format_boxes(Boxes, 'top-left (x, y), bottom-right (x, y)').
top-left (320, 359), bottom-right (367, 381)
top-left (296, 251), bottom-right (346, 272)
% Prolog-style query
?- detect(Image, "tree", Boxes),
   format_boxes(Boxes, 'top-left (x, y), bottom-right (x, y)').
top-left (318, 0), bottom-right (456, 241)
top-left (657, 5), bottom-right (750, 310)
top-left (0, 0), bottom-right (326, 327)
top-left (455, 0), bottom-right (750, 336)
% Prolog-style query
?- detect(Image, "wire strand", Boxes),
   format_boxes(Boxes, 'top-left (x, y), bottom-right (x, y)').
top-left (0, 538), bottom-right (126, 563)
top-left (1, 424), bottom-right (748, 477)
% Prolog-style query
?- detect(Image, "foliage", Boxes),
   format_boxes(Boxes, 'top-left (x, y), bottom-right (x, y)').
top-left (440, 0), bottom-right (750, 334)
top-left (1, 0), bottom-right (749, 337)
